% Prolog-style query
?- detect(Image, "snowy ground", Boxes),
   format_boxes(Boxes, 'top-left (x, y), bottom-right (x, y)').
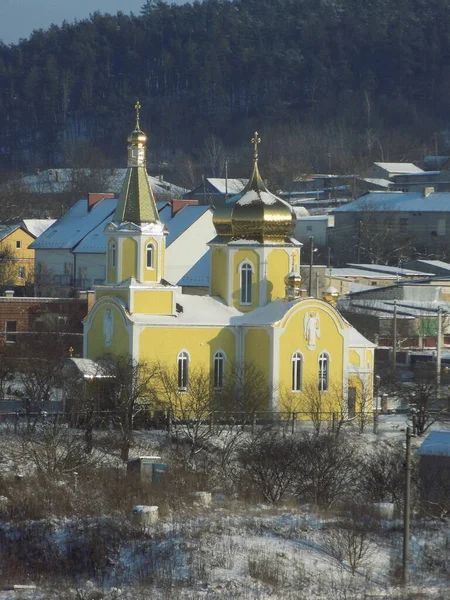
top-left (0, 415), bottom-right (449, 600)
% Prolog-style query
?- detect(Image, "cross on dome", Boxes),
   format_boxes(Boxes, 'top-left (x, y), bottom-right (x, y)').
top-left (135, 99), bottom-right (141, 129)
top-left (251, 131), bottom-right (261, 162)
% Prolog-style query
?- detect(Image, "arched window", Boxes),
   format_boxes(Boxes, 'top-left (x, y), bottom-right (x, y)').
top-left (146, 243), bottom-right (154, 269)
top-left (213, 351), bottom-right (225, 390)
top-left (177, 351), bottom-right (189, 391)
top-left (291, 352), bottom-right (303, 392)
top-left (318, 352), bottom-right (329, 392)
top-left (110, 242), bottom-right (116, 269)
top-left (240, 262), bottom-right (253, 305)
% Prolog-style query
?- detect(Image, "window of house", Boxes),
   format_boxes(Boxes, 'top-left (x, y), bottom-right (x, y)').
top-left (177, 351), bottom-right (189, 391)
top-left (213, 351), bottom-right (225, 390)
top-left (146, 243), bottom-right (154, 269)
top-left (318, 352), bottom-right (329, 392)
top-left (16, 240), bottom-right (21, 249)
top-left (399, 218), bottom-right (408, 234)
top-left (292, 352), bottom-right (303, 392)
top-left (240, 262), bottom-right (253, 305)
top-left (6, 320), bottom-right (17, 343)
top-left (18, 266), bottom-right (25, 279)
top-left (110, 242), bottom-right (116, 268)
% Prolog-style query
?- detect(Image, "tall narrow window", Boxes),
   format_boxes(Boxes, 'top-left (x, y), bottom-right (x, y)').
top-left (16, 240), bottom-right (21, 249)
top-left (146, 243), bottom-right (154, 269)
top-left (110, 242), bottom-right (116, 269)
top-left (240, 262), bottom-right (253, 305)
top-left (292, 352), bottom-right (303, 392)
top-left (318, 352), bottom-right (329, 392)
top-left (177, 351), bottom-right (189, 391)
top-left (214, 351), bottom-right (225, 390)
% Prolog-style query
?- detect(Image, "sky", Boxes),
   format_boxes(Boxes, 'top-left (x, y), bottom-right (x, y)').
top-left (0, 0), bottom-right (185, 45)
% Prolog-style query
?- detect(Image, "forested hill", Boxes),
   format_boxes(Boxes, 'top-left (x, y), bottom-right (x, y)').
top-left (1, 0), bottom-right (450, 170)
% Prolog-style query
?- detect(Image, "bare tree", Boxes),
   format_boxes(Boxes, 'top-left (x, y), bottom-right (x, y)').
top-left (101, 355), bottom-right (160, 461)
top-left (293, 432), bottom-right (360, 508)
top-left (239, 434), bottom-right (298, 503)
top-left (396, 372), bottom-right (448, 435)
top-left (325, 508), bottom-right (374, 575)
top-left (201, 135), bottom-right (225, 177)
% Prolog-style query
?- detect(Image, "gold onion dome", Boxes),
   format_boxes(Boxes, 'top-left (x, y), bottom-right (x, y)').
top-left (284, 271), bottom-right (302, 289)
top-left (213, 132), bottom-right (295, 243)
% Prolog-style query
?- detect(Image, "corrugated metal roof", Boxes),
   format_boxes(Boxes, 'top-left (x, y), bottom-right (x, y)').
top-left (346, 263), bottom-right (431, 277)
top-left (362, 178), bottom-right (392, 188)
top-left (332, 191), bottom-right (450, 213)
top-left (416, 431), bottom-right (450, 457)
top-left (374, 162), bottom-right (423, 174)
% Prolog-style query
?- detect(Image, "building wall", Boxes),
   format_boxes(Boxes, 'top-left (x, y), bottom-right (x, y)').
top-left (0, 228), bottom-right (35, 285)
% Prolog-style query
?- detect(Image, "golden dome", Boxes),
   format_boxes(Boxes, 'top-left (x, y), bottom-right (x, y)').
top-left (322, 286), bottom-right (339, 305)
top-left (284, 272), bottom-right (302, 288)
top-left (212, 132), bottom-right (295, 243)
top-left (128, 128), bottom-right (147, 145)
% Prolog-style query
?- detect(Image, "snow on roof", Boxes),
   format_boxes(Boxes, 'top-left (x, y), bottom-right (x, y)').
top-left (159, 205), bottom-right (211, 246)
top-left (73, 212), bottom-right (117, 254)
top-left (207, 178), bottom-right (248, 194)
top-left (63, 358), bottom-right (111, 379)
top-left (346, 263), bottom-right (431, 277)
top-left (408, 259), bottom-right (450, 271)
top-left (0, 223), bottom-right (19, 241)
top-left (332, 191), bottom-right (450, 213)
top-left (374, 162), bottom-right (424, 174)
top-left (416, 431), bottom-right (450, 457)
top-left (131, 293), bottom-right (241, 325)
top-left (293, 206), bottom-right (311, 217)
top-left (22, 219), bottom-right (55, 238)
top-left (330, 267), bottom-right (398, 279)
top-left (362, 178), bottom-right (392, 188)
top-left (339, 298), bottom-right (443, 318)
top-left (30, 197), bottom-right (117, 250)
top-left (178, 251), bottom-right (210, 287)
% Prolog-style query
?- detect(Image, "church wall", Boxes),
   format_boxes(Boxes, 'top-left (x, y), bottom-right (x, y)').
top-left (266, 248), bottom-right (290, 302)
top-left (86, 303), bottom-right (130, 358)
top-left (349, 350), bottom-right (360, 366)
top-left (210, 248), bottom-right (227, 300)
top-left (243, 328), bottom-right (271, 408)
top-left (133, 290), bottom-right (173, 314)
top-left (232, 249), bottom-right (260, 311)
top-left (139, 326), bottom-right (236, 373)
top-left (122, 238), bottom-right (137, 281)
top-left (278, 303), bottom-right (345, 412)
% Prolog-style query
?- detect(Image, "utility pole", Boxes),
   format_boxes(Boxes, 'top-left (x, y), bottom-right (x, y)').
top-left (393, 300), bottom-right (398, 371)
top-left (373, 374), bottom-right (380, 434)
top-left (402, 426), bottom-right (413, 585)
top-left (436, 306), bottom-right (442, 399)
top-left (308, 236), bottom-right (314, 297)
top-left (225, 157), bottom-right (229, 198)
top-left (356, 220), bottom-right (362, 263)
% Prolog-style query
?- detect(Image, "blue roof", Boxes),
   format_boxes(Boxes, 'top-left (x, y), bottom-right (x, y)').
top-left (0, 224), bottom-right (19, 242)
top-left (332, 191), bottom-right (450, 213)
top-left (30, 197), bottom-right (117, 250)
top-left (416, 431), bottom-right (450, 457)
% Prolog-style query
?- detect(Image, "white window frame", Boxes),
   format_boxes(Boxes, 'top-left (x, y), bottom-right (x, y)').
top-left (213, 350), bottom-right (226, 390)
top-left (177, 350), bottom-right (189, 392)
top-left (318, 352), bottom-right (330, 392)
top-left (240, 261), bottom-right (253, 305)
top-left (291, 351), bottom-right (303, 392)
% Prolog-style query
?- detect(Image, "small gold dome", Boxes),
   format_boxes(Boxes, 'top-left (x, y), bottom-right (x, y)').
top-left (284, 272), bottom-right (302, 288)
top-left (213, 202), bottom-right (233, 238)
top-left (128, 128), bottom-right (147, 145)
top-left (322, 286), bottom-right (339, 305)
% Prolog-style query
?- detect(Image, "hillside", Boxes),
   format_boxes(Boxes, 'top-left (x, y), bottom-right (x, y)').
top-left (1, 0), bottom-right (450, 170)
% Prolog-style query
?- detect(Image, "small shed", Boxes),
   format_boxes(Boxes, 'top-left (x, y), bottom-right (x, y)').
top-left (416, 430), bottom-right (450, 513)
top-left (127, 456), bottom-right (167, 484)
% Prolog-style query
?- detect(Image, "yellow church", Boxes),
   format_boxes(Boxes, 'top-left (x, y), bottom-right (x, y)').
top-left (83, 106), bottom-right (375, 417)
